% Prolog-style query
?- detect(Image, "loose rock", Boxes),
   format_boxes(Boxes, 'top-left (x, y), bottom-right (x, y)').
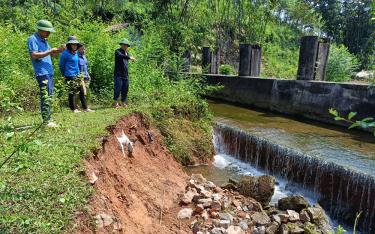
top-left (265, 221), bottom-right (279, 234)
top-left (210, 227), bottom-right (223, 234)
top-left (253, 226), bottom-right (266, 234)
top-left (177, 208), bottom-right (193, 219)
top-left (89, 172), bottom-right (98, 185)
top-left (202, 210), bottom-right (209, 221)
top-left (287, 209), bottom-right (300, 222)
top-left (213, 187), bottom-right (222, 193)
top-left (278, 195), bottom-right (309, 212)
top-left (272, 214), bottom-right (281, 224)
top-left (232, 200), bottom-right (242, 207)
top-left (278, 214), bottom-right (289, 223)
top-left (300, 209), bottom-right (311, 222)
top-left (237, 211), bottom-right (246, 219)
top-left (307, 205), bottom-right (333, 234)
top-left (251, 212), bottom-right (271, 226)
top-left (219, 212), bottom-right (234, 223)
top-left (226, 225), bottom-right (245, 234)
top-left (237, 175), bottom-right (275, 206)
top-left (195, 204), bottom-right (205, 214)
top-left (181, 188), bottom-right (197, 204)
top-left (95, 213), bottom-right (114, 228)
top-left (212, 193), bottom-right (222, 201)
top-left (219, 220), bottom-right (231, 229)
top-left (221, 182), bottom-right (237, 191)
top-left (238, 220), bottom-right (248, 231)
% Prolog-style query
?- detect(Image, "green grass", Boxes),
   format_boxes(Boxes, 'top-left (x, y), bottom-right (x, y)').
top-left (0, 107), bottom-right (131, 233)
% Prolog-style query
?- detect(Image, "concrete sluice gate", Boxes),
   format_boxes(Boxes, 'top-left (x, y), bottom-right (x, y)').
top-left (214, 123), bottom-right (375, 233)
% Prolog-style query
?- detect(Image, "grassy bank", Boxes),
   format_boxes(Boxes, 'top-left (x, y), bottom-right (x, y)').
top-left (0, 103), bottom-right (213, 233)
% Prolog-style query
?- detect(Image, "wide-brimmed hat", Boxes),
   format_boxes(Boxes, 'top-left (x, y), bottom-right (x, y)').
top-left (66, 36), bottom-right (80, 44)
top-left (36, 19), bottom-right (55, 33)
top-left (119, 38), bottom-right (131, 46)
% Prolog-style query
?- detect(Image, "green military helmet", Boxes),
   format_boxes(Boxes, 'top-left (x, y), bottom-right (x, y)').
top-left (36, 19), bottom-right (55, 33)
top-left (119, 38), bottom-right (131, 46)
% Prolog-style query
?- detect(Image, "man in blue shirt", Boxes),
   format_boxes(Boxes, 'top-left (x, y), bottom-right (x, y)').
top-left (27, 19), bottom-right (63, 127)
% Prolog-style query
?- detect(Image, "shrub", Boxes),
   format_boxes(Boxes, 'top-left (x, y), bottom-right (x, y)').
top-left (219, 64), bottom-right (236, 75)
top-left (326, 45), bottom-right (359, 82)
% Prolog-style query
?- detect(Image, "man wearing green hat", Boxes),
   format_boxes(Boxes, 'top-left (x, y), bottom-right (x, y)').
top-left (27, 19), bottom-right (64, 127)
top-left (113, 38), bottom-right (136, 108)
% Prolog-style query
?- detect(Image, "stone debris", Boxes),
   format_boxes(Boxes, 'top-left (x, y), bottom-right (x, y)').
top-left (226, 225), bottom-right (245, 234)
top-left (300, 209), bottom-right (311, 222)
top-left (177, 208), bottom-right (193, 219)
top-left (89, 172), bottom-right (98, 185)
top-left (95, 213), bottom-right (114, 228)
top-left (178, 174), bottom-right (333, 234)
top-left (237, 175), bottom-right (275, 206)
top-left (181, 188), bottom-right (197, 205)
top-left (286, 209), bottom-right (300, 222)
top-left (253, 226), bottom-right (266, 234)
top-left (278, 195), bottom-right (309, 212)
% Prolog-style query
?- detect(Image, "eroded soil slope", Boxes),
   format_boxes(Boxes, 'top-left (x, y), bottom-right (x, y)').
top-left (76, 114), bottom-right (191, 233)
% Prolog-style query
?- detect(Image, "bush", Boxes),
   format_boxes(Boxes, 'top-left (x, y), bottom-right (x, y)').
top-left (219, 64), bottom-right (236, 75)
top-left (326, 45), bottom-right (359, 82)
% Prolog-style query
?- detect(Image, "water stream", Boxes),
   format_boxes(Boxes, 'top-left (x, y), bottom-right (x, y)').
top-left (186, 101), bottom-right (375, 233)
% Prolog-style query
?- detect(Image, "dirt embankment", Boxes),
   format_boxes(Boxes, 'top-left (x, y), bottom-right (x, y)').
top-left (76, 114), bottom-right (193, 233)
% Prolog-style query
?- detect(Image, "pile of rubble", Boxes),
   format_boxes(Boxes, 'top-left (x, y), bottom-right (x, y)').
top-left (177, 174), bottom-right (333, 234)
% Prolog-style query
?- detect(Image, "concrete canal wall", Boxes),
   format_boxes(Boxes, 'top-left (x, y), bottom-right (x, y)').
top-left (206, 74), bottom-right (375, 127)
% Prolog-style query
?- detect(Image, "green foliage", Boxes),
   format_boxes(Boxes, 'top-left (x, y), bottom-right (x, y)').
top-left (0, 2), bottom-right (216, 233)
top-left (219, 64), bottom-right (236, 75)
top-left (307, 0), bottom-right (374, 69)
top-left (0, 109), bottom-right (127, 233)
top-left (157, 117), bottom-right (213, 165)
top-left (335, 225), bottom-right (347, 234)
top-left (329, 108), bottom-right (375, 136)
top-left (326, 45), bottom-right (359, 82)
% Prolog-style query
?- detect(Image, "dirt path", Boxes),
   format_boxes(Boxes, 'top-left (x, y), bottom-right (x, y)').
top-left (76, 114), bottom-right (191, 233)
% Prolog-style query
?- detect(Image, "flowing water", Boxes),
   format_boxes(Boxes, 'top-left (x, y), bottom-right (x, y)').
top-left (186, 100), bottom-right (375, 233)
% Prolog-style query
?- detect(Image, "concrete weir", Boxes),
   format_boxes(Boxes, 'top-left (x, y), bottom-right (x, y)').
top-left (206, 75), bottom-right (375, 129)
top-left (215, 123), bottom-right (375, 232)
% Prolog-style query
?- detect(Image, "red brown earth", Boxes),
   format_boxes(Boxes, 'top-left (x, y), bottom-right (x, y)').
top-left (75, 114), bottom-right (192, 233)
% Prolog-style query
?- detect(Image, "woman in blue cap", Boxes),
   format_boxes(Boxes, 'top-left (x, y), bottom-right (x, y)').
top-left (59, 36), bottom-right (91, 112)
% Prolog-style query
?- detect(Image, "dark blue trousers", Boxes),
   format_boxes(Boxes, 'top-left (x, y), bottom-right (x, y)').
top-left (36, 74), bottom-right (54, 121)
top-left (113, 75), bottom-right (129, 103)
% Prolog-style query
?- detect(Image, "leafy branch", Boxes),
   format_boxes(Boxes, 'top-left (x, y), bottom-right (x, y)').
top-left (329, 108), bottom-right (375, 136)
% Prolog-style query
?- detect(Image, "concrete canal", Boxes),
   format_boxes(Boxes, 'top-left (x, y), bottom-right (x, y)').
top-left (187, 100), bottom-right (375, 233)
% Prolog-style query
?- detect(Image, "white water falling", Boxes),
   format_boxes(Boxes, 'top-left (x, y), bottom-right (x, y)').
top-left (213, 124), bottom-right (371, 233)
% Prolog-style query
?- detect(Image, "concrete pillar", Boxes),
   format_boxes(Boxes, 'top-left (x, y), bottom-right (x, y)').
top-left (210, 48), bottom-right (220, 74)
top-left (314, 39), bottom-right (330, 81)
top-left (297, 36), bottom-right (319, 80)
top-left (182, 50), bottom-right (191, 72)
top-left (238, 44), bottom-right (252, 76)
top-left (250, 45), bottom-right (262, 77)
top-left (202, 47), bottom-right (212, 74)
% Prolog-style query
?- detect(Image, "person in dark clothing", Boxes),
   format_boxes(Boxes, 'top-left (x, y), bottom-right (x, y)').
top-left (59, 36), bottom-right (89, 113)
top-left (113, 38), bottom-right (135, 108)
